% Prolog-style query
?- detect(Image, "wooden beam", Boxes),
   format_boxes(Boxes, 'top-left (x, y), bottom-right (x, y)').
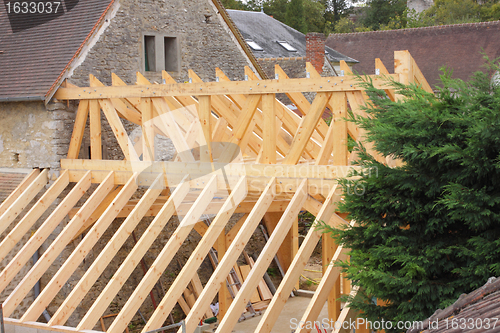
top-left (151, 98), bottom-right (196, 162)
top-left (0, 169), bottom-right (40, 217)
top-left (99, 99), bottom-right (139, 161)
top-left (375, 58), bottom-right (397, 101)
top-left (295, 232), bottom-right (352, 333)
top-left (0, 172), bottom-right (90, 301)
top-left (54, 74), bottom-right (399, 100)
top-left (106, 175), bottom-right (218, 333)
top-left (23, 173), bottom-right (153, 323)
top-left (71, 185), bottom-right (123, 240)
top-left (219, 95), bottom-right (262, 163)
top-left (0, 170), bottom-right (69, 264)
top-left (216, 179), bottom-right (308, 333)
top-left (89, 99), bottom-right (102, 160)
top-left (262, 94), bottom-right (276, 164)
top-left (283, 93), bottom-right (331, 165)
top-left (142, 98), bottom-right (155, 161)
top-left (21, 172), bottom-right (146, 321)
top-left (181, 178), bottom-right (277, 333)
top-left (255, 185), bottom-right (342, 333)
top-left (67, 100), bottom-right (89, 159)
top-left (73, 177), bottom-right (190, 330)
top-left (198, 95), bottom-right (213, 162)
top-left (60, 158), bottom-right (356, 180)
top-left (2, 171), bottom-right (114, 317)
top-left (0, 169), bottom-right (48, 236)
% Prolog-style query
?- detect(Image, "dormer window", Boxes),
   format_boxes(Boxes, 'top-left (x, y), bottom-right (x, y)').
top-left (246, 40), bottom-right (263, 51)
top-left (277, 41), bottom-right (297, 52)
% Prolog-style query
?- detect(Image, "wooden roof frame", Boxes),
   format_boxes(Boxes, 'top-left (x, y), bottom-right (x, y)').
top-left (0, 51), bottom-right (432, 333)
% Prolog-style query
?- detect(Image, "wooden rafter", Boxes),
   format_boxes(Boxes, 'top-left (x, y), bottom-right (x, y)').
top-left (0, 51), bottom-right (433, 333)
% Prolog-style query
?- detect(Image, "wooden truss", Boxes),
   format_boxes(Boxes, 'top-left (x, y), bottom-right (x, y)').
top-left (0, 51), bottom-right (432, 333)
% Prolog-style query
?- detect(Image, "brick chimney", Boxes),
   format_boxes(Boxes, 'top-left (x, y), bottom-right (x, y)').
top-left (306, 32), bottom-right (325, 74)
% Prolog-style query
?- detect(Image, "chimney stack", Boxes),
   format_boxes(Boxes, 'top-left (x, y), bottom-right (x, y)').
top-left (306, 32), bottom-right (325, 74)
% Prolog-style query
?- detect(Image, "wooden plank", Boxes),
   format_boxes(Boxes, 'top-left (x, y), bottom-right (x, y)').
top-left (181, 178), bottom-right (276, 333)
top-left (225, 214), bottom-right (248, 246)
top-left (191, 273), bottom-right (214, 319)
top-left (0, 168), bottom-right (40, 217)
top-left (245, 255), bottom-right (273, 301)
top-left (151, 98), bottom-right (196, 162)
top-left (255, 185), bottom-right (342, 333)
top-left (52, 177), bottom-right (189, 328)
top-left (295, 233), bottom-right (353, 333)
top-left (198, 95), bottom-right (213, 162)
top-left (67, 100), bottom-right (89, 159)
top-left (0, 171), bottom-right (90, 300)
top-left (89, 99), bottom-right (102, 160)
top-left (177, 296), bottom-right (191, 316)
top-left (215, 179), bottom-right (308, 333)
top-left (0, 169), bottom-right (48, 236)
top-left (331, 287), bottom-right (360, 333)
top-left (212, 117), bottom-right (229, 142)
top-left (304, 63), bottom-right (358, 143)
top-left (262, 94), bottom-right (276, 164)
top-left (275, 65), bottom-right (328, 141)
top-left (283, 93), bottom-right (331, 165)
top-left (340, 61), bottom-right (386, 165)
top-left (71, 185), bottom-right (123, 240)
top-left (106, 175), bottom-right (218, 333)
top-left (219, 95), bottom-right (262, 163)
top-left (0, 171), bottom-right (69, 263)
top-left (375, 58), bottom-right (397, 101)
top-left (54, 75), bottom-right (399, 100)
top-left (244, 66), bottom-right (319, 160)
top-left (24, 173), bottom-right (156, 323)
top-left (142, 98), bottom-right (155, 161)
top-left (2, 171), bottom-right (114, 317)
top-left (239, 265), bottom-right (261, 303)
top-left (0, 171), bottom-right (91, 291)
top-left (394, 50), bottom-right (413, 87)
top-left (99, 99), bottom-right (139, 161)
top-left (217, 229), bottom-right (232, 320)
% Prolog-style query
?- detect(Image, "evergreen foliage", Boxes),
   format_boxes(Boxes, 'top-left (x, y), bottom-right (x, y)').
top-left (323, 63), bottom-right (500, 329)
top-left (285, 0), bottom-right (308, 32)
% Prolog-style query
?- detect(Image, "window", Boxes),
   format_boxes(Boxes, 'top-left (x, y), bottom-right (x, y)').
top-left (144, 35), bottom-right (156, 72)
top-left (164, 37), bottom-right (179, 72)
top-left (277, 41), bottom-right (297, 52)
top-left (143, 34), bottom-right (179, 72)
top-left (246, 40), bottom-right (263, 51)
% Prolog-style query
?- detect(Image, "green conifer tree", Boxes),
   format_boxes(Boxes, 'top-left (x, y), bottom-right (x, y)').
top-left (285, 0), bottom-right (307, 33)
top-left (325, 64), bottom-right (500, 329)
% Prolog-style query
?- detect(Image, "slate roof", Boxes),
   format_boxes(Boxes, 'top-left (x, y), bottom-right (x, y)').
top-left (227, 9), bottom-right (358, 63)
top-left (326, 21), bottom-right (500, 88)
top-left (0, 0), bottom-right (115, 102)
top-left (408, 277), bottom-right (500, 333)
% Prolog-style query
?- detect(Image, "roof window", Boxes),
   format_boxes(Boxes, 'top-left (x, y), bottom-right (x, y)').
top-left (277, 41), bottom-right (297, 52)
top-left (246, 40), bottom-right (263, 51)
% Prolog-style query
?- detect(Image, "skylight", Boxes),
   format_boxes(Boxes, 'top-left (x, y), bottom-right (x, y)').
top-left (277, 41), bottom-right (297, 52)
top-left (246, 40), bottom-right (263, 51)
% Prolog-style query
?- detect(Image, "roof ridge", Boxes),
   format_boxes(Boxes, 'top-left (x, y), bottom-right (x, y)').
top-left (329, 20), bottom-right (500, 37)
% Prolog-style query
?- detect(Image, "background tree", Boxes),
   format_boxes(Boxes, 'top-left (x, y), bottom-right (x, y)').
top-left (325, 64), bottom-right (500, 328)
top-left (263, 0), bottom-right (288, 22)
top-left (304, 0), bottom-right (327, 33)
top-left (360, 0), bottom-right (407, 30)
top-left (285, 0), bottom-right (308, 32)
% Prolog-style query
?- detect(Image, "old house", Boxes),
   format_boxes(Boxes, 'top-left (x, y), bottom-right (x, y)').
top-left (227, 9), bottom-right (358, 77)
top-left (0, 0), bottom-right (262, 172)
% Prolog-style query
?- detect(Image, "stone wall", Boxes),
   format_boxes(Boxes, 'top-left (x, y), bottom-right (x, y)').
top-left (0, 101), bottom-right (75, 170)
top-left (69, 0), bottom-right (251, 87)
